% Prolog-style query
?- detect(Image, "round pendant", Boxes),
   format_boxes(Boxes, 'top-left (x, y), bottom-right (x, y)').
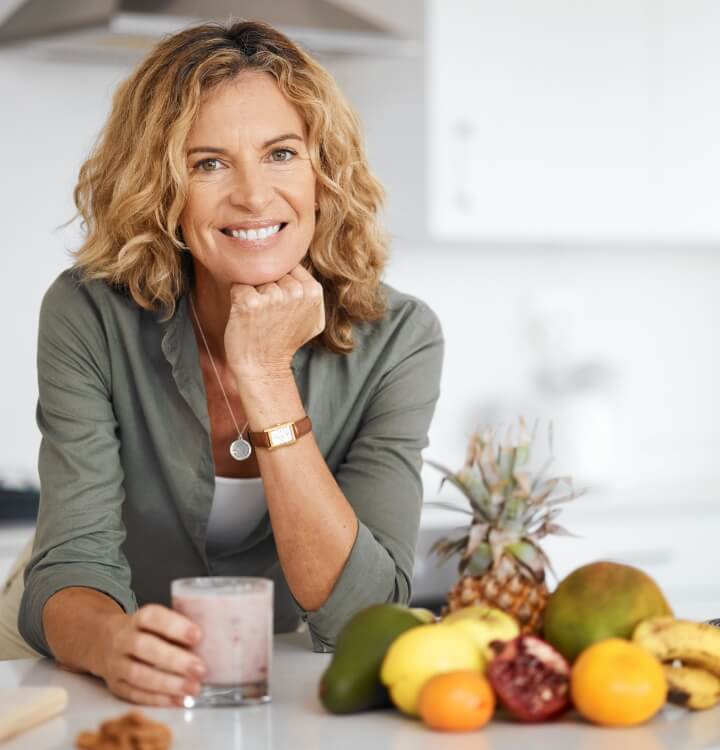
top-left (229, 437), bottom-right (252, 461)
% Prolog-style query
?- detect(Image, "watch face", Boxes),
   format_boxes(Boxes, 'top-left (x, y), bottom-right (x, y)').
top-left (269, 424), bottom-right (295, 447)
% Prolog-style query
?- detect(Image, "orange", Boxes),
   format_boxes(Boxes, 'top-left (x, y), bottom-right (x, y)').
top-left (571, 638), bottom-right (667, 727)
top-left (418, 670), bottom-right (495, 732)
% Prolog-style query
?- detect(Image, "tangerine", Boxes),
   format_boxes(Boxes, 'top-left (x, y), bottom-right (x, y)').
top-left (418, 670), bottom-right (495, 732)
top-left (571, 638), bottom-right (667, 726)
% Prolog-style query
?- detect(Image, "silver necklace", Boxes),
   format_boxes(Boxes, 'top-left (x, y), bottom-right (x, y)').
top-left (188, 293), bottom-right (252, 461)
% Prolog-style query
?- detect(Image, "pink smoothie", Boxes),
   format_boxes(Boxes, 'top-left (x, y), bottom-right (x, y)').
top-left (173, 585), bottom-right (273, 686)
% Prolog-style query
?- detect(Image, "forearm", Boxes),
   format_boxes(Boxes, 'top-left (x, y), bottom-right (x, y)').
top-left (259, 436), bottom-right (358, 611)
top-left (237, 372), bottom-right (358, 611)
top-left (42, 587), bottom-right (124, 676)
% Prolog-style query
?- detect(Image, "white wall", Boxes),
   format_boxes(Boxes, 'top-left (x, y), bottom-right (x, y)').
top-left (1, 47), bottom-right (129, 487)
top-left (1, 43), bottom-right (719, 510)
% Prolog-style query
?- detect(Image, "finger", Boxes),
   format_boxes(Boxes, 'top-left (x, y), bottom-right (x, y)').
top-left (120, 657), bottom-right (201, 699)
top-left (275, 275), bottom-right (304, 300)
top-left (314, 314), bottom-right (327, 336)
top-left (128, 631), bottom-right (206, 680)
top-left (255, 280), bottom-right (278, 292)
top-left (289, 264), bottom-right (313, 282)
top-left (289, 266), bottom-right (323, 299)
top-left (230, 284), bottom-right (262, 311)
top-left (134, 604), bottom-right (202, 647)
top-left (111, 679), bottom-right (176, 707)
top-left (309, 282), bottom-right (324, 302)
top-left (227, 281), bottom-right (254, 293)
top-left (255, 282), bottom-right (284, 304)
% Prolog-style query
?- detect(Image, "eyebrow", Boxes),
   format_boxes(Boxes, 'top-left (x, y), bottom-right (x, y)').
top-left (186, 133), bottom-right (304, 156)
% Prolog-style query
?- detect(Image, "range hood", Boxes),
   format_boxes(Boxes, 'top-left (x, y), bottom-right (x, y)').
top-left (0, 0), bottom-right (421, 57)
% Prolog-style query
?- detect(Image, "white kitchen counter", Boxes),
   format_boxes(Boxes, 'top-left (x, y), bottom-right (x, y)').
top-left (1, 631), bottom-right (719, 749)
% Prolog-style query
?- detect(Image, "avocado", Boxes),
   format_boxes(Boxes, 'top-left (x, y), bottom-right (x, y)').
top-left (319, 604), bottom-right (423, 714)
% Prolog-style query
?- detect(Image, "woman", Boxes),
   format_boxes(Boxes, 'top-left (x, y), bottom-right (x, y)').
top-left (9, 20), bottom-right (443, 705)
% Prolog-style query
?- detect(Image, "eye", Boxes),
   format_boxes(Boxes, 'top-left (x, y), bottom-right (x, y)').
top-left (193, 157), bottom-right (223, 172)
top-left (270, 148), bottom-right (297, 163)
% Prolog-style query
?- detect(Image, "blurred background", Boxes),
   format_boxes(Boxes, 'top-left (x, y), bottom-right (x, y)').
top-left (0, 1), bottom-right (718, 617)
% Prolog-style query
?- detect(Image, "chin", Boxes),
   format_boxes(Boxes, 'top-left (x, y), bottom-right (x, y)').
top-left (227, 259), bottom-right (299, 287)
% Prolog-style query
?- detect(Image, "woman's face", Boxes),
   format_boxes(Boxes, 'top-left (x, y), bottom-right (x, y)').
top-left (180, 71), bottom-right (317, 287)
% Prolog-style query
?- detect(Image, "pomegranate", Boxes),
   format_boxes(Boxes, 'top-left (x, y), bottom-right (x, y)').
top-left (487, 635), bottom-right (571, 722)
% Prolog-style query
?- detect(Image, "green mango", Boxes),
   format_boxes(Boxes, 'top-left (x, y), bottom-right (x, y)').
top-left (318, 603), bottom-right (424, 714)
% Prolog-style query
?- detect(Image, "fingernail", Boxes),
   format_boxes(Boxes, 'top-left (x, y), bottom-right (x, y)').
top-left (183, 680), bottom-right (201, 696)
top-left (190, 663), bottom-right (206, 680)
top-left (187, 625), bottom-right (202, 642)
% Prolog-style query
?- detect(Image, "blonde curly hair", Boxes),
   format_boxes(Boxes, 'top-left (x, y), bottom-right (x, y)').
top-left (73, 20), bottom-right (388, 353)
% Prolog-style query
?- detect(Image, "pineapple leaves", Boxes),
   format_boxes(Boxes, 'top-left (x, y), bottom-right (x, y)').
top-left (528, 508), bottom-right (580, 540)
top-left (532, 477), bottom-right (563, 503)
top-left (544, 523), bottom-right (579, 538)
top-left (514, 416), bottom-right (532, 467)
top-left (530, 455), bottom-right (555, 493)
top-left (466, 542), bottom-right (493, 576)
top-left (430, 536), bottom-right (467, 566)
top-left (546, 488), bottom-right (588, 507)
top-left (513, 471), bottom-right (531, 496)
top-left (425, 459), bottom-right (493, 522)
top-left (462, 522), bottom-right (490, 561)
top-left (426, 417), bottom-right (584, 584)
top-left (488, 528), bottom-right (520, 568)
top-left (507, 540), bottom-right (545, 582)
top-left (498, 444), bottom-right (516, 482)
top-left (524, 538), bottom-right (558, 583)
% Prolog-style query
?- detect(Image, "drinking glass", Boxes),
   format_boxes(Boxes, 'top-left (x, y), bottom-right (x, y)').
top-left (171, 577), bottom-right (273, 707)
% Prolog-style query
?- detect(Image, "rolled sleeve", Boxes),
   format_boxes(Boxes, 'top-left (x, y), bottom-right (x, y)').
top-left (20, 564), bottom-right (137, 658)
top-left (299, 303), bottom-right (444, 651)
top-left (18, 276), bottom-right (136, 657)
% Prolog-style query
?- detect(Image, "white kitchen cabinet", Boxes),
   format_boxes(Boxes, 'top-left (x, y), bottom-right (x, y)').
top-left (656, 0), bottom-right (720, 241)
top-left (428, 0), bottom-right (720, 242)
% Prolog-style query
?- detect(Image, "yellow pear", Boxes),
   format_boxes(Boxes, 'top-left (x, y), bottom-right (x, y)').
top-left (408, 607), bottom-right (437, 624)
top-left (443, 606), bottom-right (520, 662)
top-left (380, 624), bottom-right (482, 716)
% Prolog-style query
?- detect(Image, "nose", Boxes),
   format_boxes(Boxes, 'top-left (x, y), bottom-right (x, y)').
top-left (227, 159), bottom-right (273, 213)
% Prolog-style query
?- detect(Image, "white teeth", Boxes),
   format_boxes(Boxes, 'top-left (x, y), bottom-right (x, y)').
top-left (228, 224), bottom-right (281, 240)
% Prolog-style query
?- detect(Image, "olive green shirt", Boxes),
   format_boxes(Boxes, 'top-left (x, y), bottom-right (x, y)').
top-left (19, 268), bottom-right (443, 655)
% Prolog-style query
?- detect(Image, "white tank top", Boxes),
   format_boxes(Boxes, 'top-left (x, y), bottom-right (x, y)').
top-left (206, 476), bottom-right (267, 556)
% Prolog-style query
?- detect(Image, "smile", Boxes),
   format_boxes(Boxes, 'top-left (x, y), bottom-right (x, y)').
top-left (220, 223), bottom-right (287, 241)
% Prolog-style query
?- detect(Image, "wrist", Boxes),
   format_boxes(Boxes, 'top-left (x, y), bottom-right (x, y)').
top-left (90, 611), bottom-right (126, 678)
top-left (248, 415), bottom-right (313, 450)
top-left (232, 371), bottom-right (305, 432)
top-left (231, 365), bottom-right (294, 388)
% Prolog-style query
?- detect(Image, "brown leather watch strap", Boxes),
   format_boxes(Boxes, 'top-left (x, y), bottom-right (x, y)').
top-left (248, 415), bottom-right (313, 449)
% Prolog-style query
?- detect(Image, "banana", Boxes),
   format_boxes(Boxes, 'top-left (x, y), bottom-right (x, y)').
top-left (633, 617), bottom-right (720, 677)
top-left (663, 664), bottom-right (720, 710)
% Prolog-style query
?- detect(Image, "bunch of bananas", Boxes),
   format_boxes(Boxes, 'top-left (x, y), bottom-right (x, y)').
top-left (633, 617), bottom-right (720, 710)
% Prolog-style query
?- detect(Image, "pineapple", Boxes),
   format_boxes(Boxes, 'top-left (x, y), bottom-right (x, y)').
top-left (427, 418), bottom-right (584, 634)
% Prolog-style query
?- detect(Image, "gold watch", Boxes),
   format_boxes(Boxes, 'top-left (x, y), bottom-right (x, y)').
top-left (248, 416), bottom-right (313, 450)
